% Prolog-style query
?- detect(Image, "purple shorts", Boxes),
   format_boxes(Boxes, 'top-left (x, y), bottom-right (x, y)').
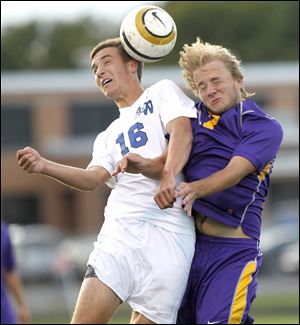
top-left (1, 300), bottom-right (17, 324)
top-left (177, 233), bottom-right (262, 324)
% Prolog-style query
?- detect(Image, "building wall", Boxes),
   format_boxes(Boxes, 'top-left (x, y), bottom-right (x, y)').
top-left (1, 65), bottom-right (299, 232)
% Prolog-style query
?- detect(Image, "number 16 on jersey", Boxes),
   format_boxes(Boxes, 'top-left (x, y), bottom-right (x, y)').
top-left (116, 122), bottom-right (148, 156)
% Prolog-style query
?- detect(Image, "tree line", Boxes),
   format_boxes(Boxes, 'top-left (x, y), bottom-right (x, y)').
top-left (1, 1), bottom-right (298, 70)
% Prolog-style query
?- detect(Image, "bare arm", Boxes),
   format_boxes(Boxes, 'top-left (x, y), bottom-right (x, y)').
top-left (154, 117), bottom-right (193, 209)
top-left (6, 271), bottom-right (30, 323)
top-left (177, 156), bottom-right (257, 215)
top-left (16, 147), bottom-right (110, 191)
top-left (163, 117), bottom-right (193, 178)
top-left (112, 152), bottom-right (166, 179)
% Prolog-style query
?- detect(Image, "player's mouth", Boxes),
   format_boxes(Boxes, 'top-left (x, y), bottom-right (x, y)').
top-left (102, 78), bottom-right (113, 88)
top-left (211, 98), bottom-right (221, 105)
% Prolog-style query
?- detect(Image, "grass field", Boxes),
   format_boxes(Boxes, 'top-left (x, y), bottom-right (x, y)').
top-left (108, 297), bottom-right (299, 324)
top-left (32, 291), bottom-right (299, 324)
top-left (251, 291), bottom-right (299, 324)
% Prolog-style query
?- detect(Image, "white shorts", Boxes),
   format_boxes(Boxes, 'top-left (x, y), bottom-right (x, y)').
top-left (87, 216), bottom-right (195, 324)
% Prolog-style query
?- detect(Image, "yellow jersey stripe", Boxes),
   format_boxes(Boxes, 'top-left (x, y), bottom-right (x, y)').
top-left (258, 161), bottom-right (272, 182)
top-left (228, 260), bottom-right (257, 324)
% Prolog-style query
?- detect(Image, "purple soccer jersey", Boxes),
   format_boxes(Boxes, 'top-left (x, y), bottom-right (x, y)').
top-left (177, 99), bottom-right (283, 324)
top-left (1, 223), bottom-right (17, 324)
top-left (184, 99), bottom-right (283, 240)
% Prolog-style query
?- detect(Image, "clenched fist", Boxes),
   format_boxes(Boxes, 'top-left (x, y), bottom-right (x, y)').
top-left (16, 147), bottom-right (45, 174)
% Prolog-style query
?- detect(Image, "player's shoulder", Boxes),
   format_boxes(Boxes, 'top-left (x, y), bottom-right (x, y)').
top-left (242, 100), bottom-right (282, 125)
top-left (240, 99), bottom-right (283, 135)
top-left (150, 79), bottom-right (179, 91)
top-left (93, 118), bottom-right (120, 143)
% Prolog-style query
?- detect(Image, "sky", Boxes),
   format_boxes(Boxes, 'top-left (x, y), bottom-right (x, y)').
top-left (1, 1), bottom-right (166, 29)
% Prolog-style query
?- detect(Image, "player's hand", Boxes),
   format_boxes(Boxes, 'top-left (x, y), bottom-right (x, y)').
top-left (176, 181), bottom-right (199, 216)
top-left (16, 147), bottom-right (45, 174)
top-left (112, 153), bottom-right (149, 176)
top-left (17, 304), bottom-right (31, 324)
top-left (154, 171), bottom-right (176, 209)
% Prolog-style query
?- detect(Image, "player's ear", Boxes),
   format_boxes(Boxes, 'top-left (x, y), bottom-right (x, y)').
top-left (236, 76), bottom-right (244, 88)
top-left (128, 59), bottom-right (138, 74)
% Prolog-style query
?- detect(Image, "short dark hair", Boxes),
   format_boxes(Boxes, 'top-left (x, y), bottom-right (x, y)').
top-left (90, 37), bottom-right (143, 82)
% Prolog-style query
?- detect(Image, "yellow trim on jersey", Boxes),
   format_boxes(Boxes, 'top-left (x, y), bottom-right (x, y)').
top-left (228, 260), bottom-right (257, 324)
top-left (135, 7), bottom-right (176, 45)
top-left (202, 114), bottom-right (220, 130)
top-left (258, 161), bottom-right (272, 182)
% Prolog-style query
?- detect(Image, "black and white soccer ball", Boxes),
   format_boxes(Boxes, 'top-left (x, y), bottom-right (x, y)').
top-left (120, 5), bottom-right (177, 63)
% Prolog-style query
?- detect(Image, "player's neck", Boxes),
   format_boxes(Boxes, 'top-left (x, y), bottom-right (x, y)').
top-left (116, 85), bottom-right (144, 108)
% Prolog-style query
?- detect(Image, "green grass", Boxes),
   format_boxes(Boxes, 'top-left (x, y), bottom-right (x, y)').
top-left (252, 292), bottom-right (299, 310)
top-left (32, 312), bottom-right (299, 324)
top-left (251, 292), bottom-right (299, 324)
top-left (253, 314), bottom-right (299, 324)
top-left (32, 313), bottom-right (299, 325)
top-left (32, 292), bottom-right (299, 324)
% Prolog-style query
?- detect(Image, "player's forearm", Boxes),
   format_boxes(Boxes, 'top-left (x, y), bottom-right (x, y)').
top-left (40, 159), bottom-right (100, 191)
top-left (193, 157), bottom-right (256, 198)
top-left (164, 119), bottom-right (192, 177)
top-left (6, 272), bottom-right (26, 308)
top-left (140, 155), bottom-right (166, 179)
top-left (193, 169), bottom-right (240, 198)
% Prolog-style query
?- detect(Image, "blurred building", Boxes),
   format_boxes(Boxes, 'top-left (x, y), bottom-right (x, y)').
top-left (1, 63), bottom-right (299, 233)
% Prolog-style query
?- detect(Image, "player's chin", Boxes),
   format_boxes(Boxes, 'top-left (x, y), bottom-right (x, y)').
top-left (208, 100), bottom-right (224, 112)
top-left (104, 89), bottom-right (118, 101)
top-left (99, 84), bottom-right (112, 98)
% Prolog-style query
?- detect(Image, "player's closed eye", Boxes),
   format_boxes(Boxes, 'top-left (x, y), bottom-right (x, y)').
top-left (103, 60), bottom-right (111, 66)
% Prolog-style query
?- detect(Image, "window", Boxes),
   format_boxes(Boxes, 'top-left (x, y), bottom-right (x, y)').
top-left (70, 101), bottom-right (118, 136)
top-left (1, 104), bottom-right (32, 149)
top-left (268, 180), bottom-right (299, 223)
top-left (2, 195), bottom-right (40, 224)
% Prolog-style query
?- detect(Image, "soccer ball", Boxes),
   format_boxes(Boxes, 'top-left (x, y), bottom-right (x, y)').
top-left (120, 5), bottom-right (177, 63)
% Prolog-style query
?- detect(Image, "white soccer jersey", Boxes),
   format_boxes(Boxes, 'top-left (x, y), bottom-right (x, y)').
top-left (88, 79), bottom-right (197, 235)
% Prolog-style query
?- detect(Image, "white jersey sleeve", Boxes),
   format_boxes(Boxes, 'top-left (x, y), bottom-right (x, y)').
top-left (87, 129), bottom-right (114, 174)
top-left (151, 79), bottom-right (197, 128)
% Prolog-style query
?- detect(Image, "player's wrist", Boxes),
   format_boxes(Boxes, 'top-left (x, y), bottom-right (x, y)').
top-left (39, 158), bottom-right (51, 175)
top-left (144, 157), bottom-right (155, 169)
top-left (161, 168), bottom-right (176, 180)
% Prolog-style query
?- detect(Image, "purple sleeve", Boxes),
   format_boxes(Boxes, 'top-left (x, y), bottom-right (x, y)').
top-left (233, 114), bottom-right (283, 172)
top-left (1, 224), bottom-right (16, 272)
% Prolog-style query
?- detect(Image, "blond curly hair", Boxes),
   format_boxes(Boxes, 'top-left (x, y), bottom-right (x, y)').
top-left (179, 38), bottom-right (254, 99)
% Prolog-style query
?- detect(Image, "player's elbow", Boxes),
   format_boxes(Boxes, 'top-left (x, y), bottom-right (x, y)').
top-left (83, 182), bottom-right (98, 192)
top-left (84, 176), bottom-right (102, 191)
top-left (84, 167), bottom-right (108, 191)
